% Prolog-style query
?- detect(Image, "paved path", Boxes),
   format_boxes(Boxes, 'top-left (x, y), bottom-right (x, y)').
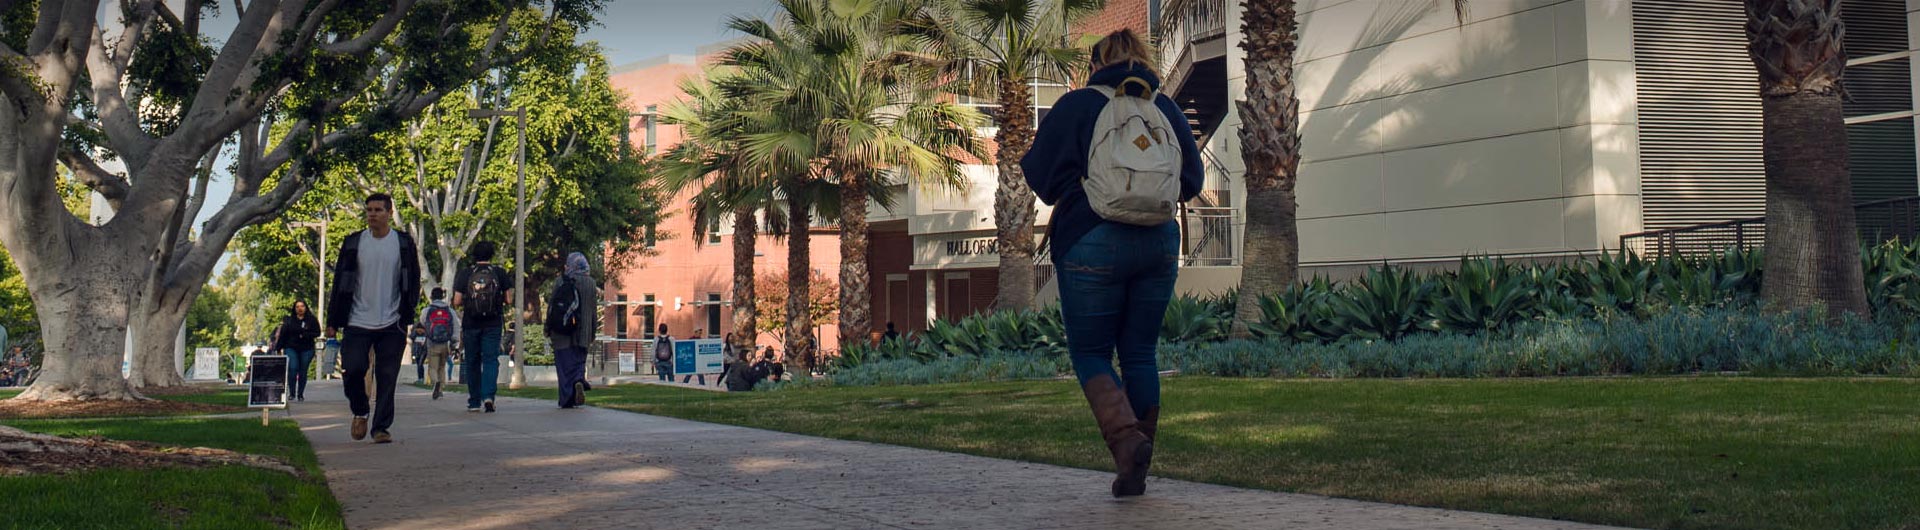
top-left (286, 380), bottom-right (1628, 530)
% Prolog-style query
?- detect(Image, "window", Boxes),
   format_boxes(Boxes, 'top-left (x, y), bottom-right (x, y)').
top-left (640, 294), bottom-right (657, 339)
top-left (706, 222), bottom-right (722, 245)
top-left (644, 105), bottom-right (658, 156)
top-left (704, 293), bottom-right (723, 338)
top-left (955, 64), bottom-right (1069, 130)
top-left (613, 295), bottom-right (628, 339)
top-left (644, 224), bottom-right (656, 248)
top-left (1839, 0), bottom-right (1917, 204)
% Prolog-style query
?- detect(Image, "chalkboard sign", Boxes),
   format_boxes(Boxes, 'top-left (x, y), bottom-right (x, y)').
top-left (247, 355), bottom-right (288, 408)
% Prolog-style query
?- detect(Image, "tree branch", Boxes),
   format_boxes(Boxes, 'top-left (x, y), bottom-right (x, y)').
top-left (317, 0), bottom-right (415, 55)
top-left (84, 8), bottom-right (158, 168)
top-left (56, 147), bottom-right (130, 210)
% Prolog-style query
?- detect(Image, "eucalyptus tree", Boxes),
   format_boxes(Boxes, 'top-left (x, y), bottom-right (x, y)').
top-left (0, 0), bottom-right (602, 400)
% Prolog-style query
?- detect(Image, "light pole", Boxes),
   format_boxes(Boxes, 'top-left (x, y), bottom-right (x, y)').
top-left (468, 106), bottom-right (528, 390)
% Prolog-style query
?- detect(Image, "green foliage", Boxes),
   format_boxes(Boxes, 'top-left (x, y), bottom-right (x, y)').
top-left (185, 286), bottom-right (237, 352)
top-left (820, 244), bottom-right (1920, 387)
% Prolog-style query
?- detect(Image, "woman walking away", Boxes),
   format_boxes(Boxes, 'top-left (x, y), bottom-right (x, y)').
top-left (1021, 29), bottom-right (1203, 497)
top-left (271, 301), bottom-right (324, 401)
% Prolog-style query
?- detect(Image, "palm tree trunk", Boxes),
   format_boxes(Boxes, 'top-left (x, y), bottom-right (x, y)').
top-left (993, 79), bottom-right (1038, 311)
top-left (1229, 0), bottom-right (1304, 338)
top-left (1758, 91), bottom-right (1867, 315)
top-left (731, 208), bottom-right (758, 351)
top-left (785, 192), bottom-right (816, 372)
top-left (838, 171), bottom-right (874, 349)
top-left (1744, 0), bottom-right (1867, 316)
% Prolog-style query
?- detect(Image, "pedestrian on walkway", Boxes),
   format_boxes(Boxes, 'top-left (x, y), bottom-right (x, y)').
top-left (269, 300), bottom-right (321, 402)
top-left (455, 240), bottom-right (512, 413)
top-left (1020, 29), bottom-right (1203, 497)
top-left (547, 252), bottom-right (598, 408)
top-left (653, 324), bottom-right (674, 382)
top-left (717, 332), bottom-right (740, 388)
top-left (325, 192), bottom-right (424, 444)
top-left (422, 288), bottom-right (461, 400)
top-left (409, 325), bottom-right (428, 384)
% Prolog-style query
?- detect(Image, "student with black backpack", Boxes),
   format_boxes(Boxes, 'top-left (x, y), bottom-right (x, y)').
top-left (421, 288), bottom-right (460, 400)
top-left (653, 324), bottom-right (674, 382)
top-left (546, 252), bottom-right (598, 408)
top-left (453, 241), bottom-right (513, 413)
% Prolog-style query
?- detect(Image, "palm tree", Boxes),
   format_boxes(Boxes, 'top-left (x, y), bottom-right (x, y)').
top-left (909, 0), bottom-right (1105, 311)
top-left (730, 0), bottom-right (984, 359)
top-left (654, 72), bottom-right (779, 354)
top-left (1213, 0), bottom-right (1470, 337)
top-left (1742, 0), bottom-right (1867, 315)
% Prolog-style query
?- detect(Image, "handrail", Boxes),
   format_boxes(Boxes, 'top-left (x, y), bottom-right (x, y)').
top-left (1620, 195), bottom-right (1920, 257)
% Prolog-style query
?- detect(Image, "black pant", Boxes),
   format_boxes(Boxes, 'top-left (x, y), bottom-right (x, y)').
top-left (342, 325), bottom-right (406, 433)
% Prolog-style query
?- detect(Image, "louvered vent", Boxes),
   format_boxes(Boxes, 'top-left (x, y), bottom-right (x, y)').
top-left (1842, 0), bottom-right (1916, 204)
top-left (1631, 0), bottom-right (1767, 232)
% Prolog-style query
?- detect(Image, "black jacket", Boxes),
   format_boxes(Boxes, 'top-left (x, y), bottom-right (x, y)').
top-left (270, 312), bottom-right (322, 352)
top-left (326, 229), bottom-right (423, 330)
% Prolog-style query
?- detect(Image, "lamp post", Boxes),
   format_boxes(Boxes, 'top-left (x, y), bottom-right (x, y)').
top-left (468, 106), bottom-right (528, 390)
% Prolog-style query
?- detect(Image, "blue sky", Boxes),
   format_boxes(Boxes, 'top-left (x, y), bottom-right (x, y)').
top-left (185, 1), bottom-right (774, 262)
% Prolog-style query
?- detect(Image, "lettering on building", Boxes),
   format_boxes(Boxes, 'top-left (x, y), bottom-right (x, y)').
top-left (943, 238), bottom-right (998, 257)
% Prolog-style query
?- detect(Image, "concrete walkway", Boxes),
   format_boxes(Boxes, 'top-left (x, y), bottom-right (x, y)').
top-left (286, 380), bottom-right (1628, 530)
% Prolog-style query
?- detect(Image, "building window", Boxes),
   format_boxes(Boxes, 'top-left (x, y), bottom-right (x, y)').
top-left (707, 222), bottom-right (722, 245)
top-left (705, 293), bottom-right (723, 338)
top-left (644, 104), bottom-right (658, 156)
top-left (613, 295), bottom-right (628, 339)
top-left (956, 63), bottom-right (1068, 130)
top-left (641, 294), bottom-right (657, 339)
top-left (644, 224), bottom-right (656, 248)
top-left (1840, 0), bottom-right (1916, 204)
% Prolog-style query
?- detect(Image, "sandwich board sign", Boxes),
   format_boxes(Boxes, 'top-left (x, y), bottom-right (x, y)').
top-left (191, 348), bottom-right (221, 381)
top-left (672, 338), bottom-right (725, 375)
top-left (247, 354), bottom-right (288, 425)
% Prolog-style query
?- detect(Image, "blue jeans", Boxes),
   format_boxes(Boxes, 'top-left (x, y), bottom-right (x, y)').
top-left (1056, 222), bottom-right (1179, 420)
top-left (283, 348), bottom-right (314, 398)
top-left (463, 326), bottom-right (503, 407)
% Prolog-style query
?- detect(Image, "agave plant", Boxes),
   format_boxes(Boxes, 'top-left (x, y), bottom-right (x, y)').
top-left (1575, 249), bottom-right (1654, 315)
top-left (1862, 240), bottom-right (1920, 317)
top-left (1328, 266), bottom-right (1436, 341)
top-left (1161, 296), bottom-right (1228, 343)
top-left (1427, 256), bottom-right (1538, 333)
top-left (1250, 277), bottom-right (1338, 342)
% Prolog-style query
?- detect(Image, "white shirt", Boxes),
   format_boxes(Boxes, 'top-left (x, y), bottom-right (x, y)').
top-left (348, 230), bottom-right (404, 330)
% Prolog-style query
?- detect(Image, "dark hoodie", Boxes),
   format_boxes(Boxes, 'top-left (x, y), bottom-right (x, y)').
top-left (1020, 62), bottom-right (1205, 260)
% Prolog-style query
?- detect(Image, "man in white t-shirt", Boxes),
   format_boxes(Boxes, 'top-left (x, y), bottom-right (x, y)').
top-left (325, 193), bottom-right (423, 444)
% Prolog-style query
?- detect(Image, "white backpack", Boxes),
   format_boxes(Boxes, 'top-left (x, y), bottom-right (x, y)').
top-left (1084, 80), bottom-right (1182, 226)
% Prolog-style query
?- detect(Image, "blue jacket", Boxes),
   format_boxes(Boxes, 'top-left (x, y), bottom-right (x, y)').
top-left (1021, 62), bottom-right (1205, 261)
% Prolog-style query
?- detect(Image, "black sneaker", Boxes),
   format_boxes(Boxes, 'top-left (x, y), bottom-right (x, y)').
top-left (431, 384), bottom-right (443, 400)
top-left (483, 400), bottom-right (495, 413)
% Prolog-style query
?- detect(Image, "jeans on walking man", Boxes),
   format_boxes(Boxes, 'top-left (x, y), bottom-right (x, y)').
top-left (326, 193), bottom-right (422, 444)
top-left (455, 240), bottom-right (512, 413)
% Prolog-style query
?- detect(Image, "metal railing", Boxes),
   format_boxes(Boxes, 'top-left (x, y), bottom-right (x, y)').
top-left (1619, 195), bottom-right (1920, 258)
top-left (1180, 206), bottom-right (1237, 266)
top-left (1158, 0), bottom-right (1228, 45)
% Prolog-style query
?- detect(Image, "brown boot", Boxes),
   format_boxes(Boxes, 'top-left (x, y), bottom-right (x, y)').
top-left (1081, 374), bottom-right (1152, 497)
top-left (350, 416), bottom-right (368, 440)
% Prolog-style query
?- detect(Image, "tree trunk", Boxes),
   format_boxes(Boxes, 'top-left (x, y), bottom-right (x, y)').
top-left (127, 282), bottom-right (195, 388)
top-left (1229, 0), bottom-right (1304, 338)
top-left (838, 172), bottom-right (872, 350)
top-left (785, 193), bottom-right (816, 372)
top-left (732, 208), bottom-right (758, 351)
top-left (1758, 91), bottom-right (1867, 315)
top-left (12, 230), bottom-right (149, 402)
top-left (1743, 0), bottom-right (1867, 316)
top-left (993, 79), bottom-right (1038, 311)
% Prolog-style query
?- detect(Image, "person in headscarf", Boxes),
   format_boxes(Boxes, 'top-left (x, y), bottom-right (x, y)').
top-left (547, 252), bottom-right (599, 408)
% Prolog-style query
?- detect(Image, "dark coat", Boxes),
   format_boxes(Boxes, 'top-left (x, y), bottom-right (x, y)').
top-left (325, 229), bottom-right (423, 330)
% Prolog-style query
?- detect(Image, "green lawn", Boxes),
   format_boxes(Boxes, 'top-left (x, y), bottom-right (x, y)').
top-left (0, 386), bottom-right (248, 414)
top-left (0, 417), bottom-right (344, 530)
top-left (486, 377), bottom-right (1917, 530)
